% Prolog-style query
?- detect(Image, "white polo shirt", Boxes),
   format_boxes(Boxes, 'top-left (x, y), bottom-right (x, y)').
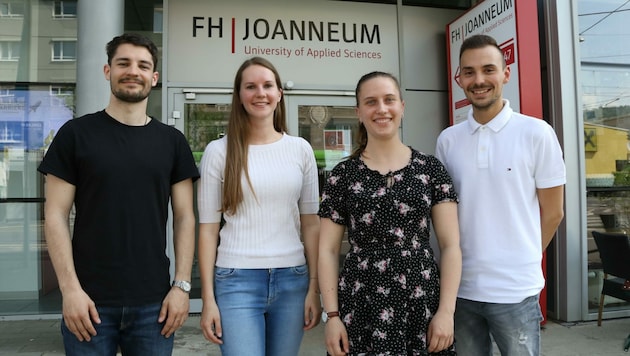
top-left (435, 100), bottom-right (566, 303)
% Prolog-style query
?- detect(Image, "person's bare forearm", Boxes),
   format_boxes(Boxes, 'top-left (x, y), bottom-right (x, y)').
top-left (437, 244), bottom-right (461, 314)
top-left (538, 186), bottom-right (565, 250)
top-left (45, 214), bottom-right (81, 293)
top-left (198, 223), bottom-right (220, 303)
top-left (301, 214), bottom-right (320, 290)
top-left (318, 219), bottom-right (344, 313)
top-left (173, 213), bottom-right (195, 282)
top-left (171, 179), bottom-right (196, 283)
top-left (44, 175), bottom-right (81, 293)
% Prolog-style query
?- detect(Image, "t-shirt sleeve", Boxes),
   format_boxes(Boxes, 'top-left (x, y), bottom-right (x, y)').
top-left (171, 129), bottom-right (200, 184)
top-left (37, 121), bottom-right (77, 185)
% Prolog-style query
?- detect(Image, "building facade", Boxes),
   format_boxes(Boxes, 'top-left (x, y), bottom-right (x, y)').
top-left (0, 0), bottom-right (628, 325)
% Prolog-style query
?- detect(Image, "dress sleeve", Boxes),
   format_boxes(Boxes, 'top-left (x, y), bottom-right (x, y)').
top-left (317, 161), bottom-right (348, 225)
top-left (428, 155), bottom-right (458, 206)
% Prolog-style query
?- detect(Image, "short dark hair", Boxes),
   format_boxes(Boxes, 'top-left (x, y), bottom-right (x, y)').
top-left (459, 34), bottom-right (505, 67)
top-left (106, 33), bottom-right (159, 70)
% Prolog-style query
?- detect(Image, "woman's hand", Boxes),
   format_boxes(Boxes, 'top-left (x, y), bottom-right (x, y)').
top-left (325, 317), bottom-right (349, 355)
top-left (303, 288), bottom-right (322, 330)
top-left (427, 309), bottom-right (454, 352)
top-left (199, 301), bottom-right (223, 345)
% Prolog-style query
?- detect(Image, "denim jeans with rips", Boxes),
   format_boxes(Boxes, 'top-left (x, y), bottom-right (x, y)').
top-left (454, 294), bottom-right (543, 356)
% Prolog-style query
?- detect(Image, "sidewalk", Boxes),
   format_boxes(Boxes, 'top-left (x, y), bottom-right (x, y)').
top-left (0, 315), bottom-right (628, 355)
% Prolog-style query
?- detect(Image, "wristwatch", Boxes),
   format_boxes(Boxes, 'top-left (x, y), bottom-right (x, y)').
top-left (172, 280), bottom-right (191, 293)
top-left (322, 310), bottom-right (340, 323)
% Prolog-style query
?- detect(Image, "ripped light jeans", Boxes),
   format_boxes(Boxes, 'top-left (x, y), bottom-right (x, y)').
top-left (454, 295), bottom-right (542, 356)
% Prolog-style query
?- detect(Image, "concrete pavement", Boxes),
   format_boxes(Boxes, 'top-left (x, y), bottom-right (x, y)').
top-left (0, 315), bottom-right (629, 355)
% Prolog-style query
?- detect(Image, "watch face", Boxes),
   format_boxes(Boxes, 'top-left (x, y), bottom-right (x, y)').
top-left (181, 281), bottom-right (191, 292)
top-left (182, 281), bottom-right (190, 292)
top-left (174, 280), bottom-right (191, 292)
top-left (321, 311), bottom-right (328, 323)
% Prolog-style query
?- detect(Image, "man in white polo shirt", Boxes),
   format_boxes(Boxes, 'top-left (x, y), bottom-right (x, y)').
top-left (435, 34), bottom-right (566, 356)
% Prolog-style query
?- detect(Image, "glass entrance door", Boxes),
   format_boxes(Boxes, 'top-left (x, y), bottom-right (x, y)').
top-left (284, 94), bottom-right (357, 192)
top-left (172, 90), bottom-right (356, 312)
top-left (172, 92), bottom-right (231, 312)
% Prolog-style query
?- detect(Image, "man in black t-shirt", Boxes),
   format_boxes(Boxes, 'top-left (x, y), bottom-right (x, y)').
top-left (38, 33), bottom-right (199, 356)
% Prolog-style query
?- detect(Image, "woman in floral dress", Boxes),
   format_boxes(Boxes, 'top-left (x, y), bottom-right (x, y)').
top-left (318, 71), bottom-right (462, 356)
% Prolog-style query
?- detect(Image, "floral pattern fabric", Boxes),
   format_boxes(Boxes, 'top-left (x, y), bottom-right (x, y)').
top-left (319, 149), bottom-right (458, 356)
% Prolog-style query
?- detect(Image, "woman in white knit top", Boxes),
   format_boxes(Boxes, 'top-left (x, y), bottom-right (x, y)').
top-left (197, 57), bottom-right (321, 356)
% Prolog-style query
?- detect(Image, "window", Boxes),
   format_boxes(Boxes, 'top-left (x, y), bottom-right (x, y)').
top-left (0, 41), bottom-right (20, 61)
top-left (579, 0), bottom-right (630, 315)
top-left (49, 85), bottom-right (74, 107)
top-left (0, 2), bottom-right (24, 17)
top-left (153, 7), bottom-right (163, 33)
top-left (339, 0), bottom-right (471, 8)
top-left (49, 85), bottom-right (74, 108)
top-left (50, 86), bottom-right (73, 97)
top-left (51, 40), bottom-right (76, 61)
top-left (0, 86), bottom-right (15, 103)
top-left (53, 1), bottom-right (77, 18)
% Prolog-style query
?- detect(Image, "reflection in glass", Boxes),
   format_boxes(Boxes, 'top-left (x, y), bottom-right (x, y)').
top-left (0, 85), bottom-right (73, 316)
top-left (579, 0), bottom-right (630, 314)
top-left (0, 0), bottom-right (166, 317)
top-left (297, 105), bottom-right (358, 193)
top-left (185, 103), bottom-right (230, 165)
top-left (183, 102), bottom-right (230, 299)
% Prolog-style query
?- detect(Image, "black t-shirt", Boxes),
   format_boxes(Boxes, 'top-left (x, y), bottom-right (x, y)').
top-left (38, 111), bottom-right (199, 306)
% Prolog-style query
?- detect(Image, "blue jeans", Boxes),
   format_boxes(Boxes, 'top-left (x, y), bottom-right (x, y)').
top-left (454, 295), bottom-right (543, 356)
top-left (61, 302), bottom-right (173, 356)
top-left (214, 265), bottom-right (309, 356)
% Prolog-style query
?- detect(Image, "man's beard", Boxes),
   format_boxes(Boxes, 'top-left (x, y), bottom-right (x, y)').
top-left (111, 82), bottom-right (151, 103)
top-left (467, 89), bottom-right (499, 111)
top-left (471, 96), bottom-right (499, 111)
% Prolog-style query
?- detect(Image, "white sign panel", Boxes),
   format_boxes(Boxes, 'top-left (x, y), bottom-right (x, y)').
top-left (167, 0), bottom-right (399, 88)
top-left (447, 0), bottom-right (518, 124)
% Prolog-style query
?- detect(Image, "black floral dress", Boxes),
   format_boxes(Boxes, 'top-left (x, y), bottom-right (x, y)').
top-left (318, 149), bottom-right (458, 356)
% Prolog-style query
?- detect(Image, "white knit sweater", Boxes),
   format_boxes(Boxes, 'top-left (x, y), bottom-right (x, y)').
top-left (197, 134), bottom-right (319, 268)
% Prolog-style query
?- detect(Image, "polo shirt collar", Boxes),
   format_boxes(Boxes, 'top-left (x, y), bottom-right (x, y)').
top-left (466, 99), bottom-right (513, 134)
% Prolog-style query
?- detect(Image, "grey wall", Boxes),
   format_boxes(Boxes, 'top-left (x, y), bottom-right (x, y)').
top-left (399, 6), bottom-right (463, 154)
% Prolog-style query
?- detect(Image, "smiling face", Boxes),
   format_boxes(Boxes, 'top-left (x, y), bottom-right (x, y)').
top-left (104, 43), bottom-right (158, 103)
top-left (459, 45), bottom-right (510, 123)
top-left (355, 76), bottom-right (405, 140)
top-left (239, 64), bottom-right (282, 122)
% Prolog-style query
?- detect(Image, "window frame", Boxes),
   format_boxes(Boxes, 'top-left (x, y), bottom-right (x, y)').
top-left (49, 85), bottom-right (74, 107)
top-left (0, 1), bottom-right (25, 18)
top-left (153, 6), bottom-right (163, 34)
top-left (0, 41), bottom-right (20, 61)
top-left (52, 0), bottom-right (77, 19)
top-left (51, 39), bottom-right (77, 62)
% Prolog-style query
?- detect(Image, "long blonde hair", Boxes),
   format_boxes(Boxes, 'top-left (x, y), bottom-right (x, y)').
top-left (222, 57), bottom-right (288, 215)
